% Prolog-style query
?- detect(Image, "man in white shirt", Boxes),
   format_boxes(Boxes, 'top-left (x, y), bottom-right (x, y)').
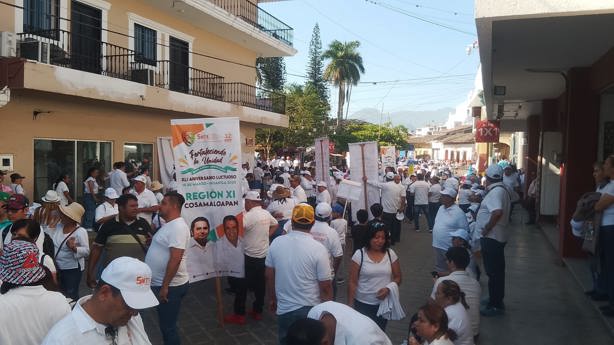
top-left (290, 175), bottom-right (308, 203)
top-left (0, 240), bottom-right (71, 345)
top-left (525, 171), bottom-right (538, 225)
top-left (432, 188), bottom-right (468, 273)
top-left (366, 172), bottom-right (406, 245)
top-left (132, 175), bottom-right (159, 226)
top-left (410, 173), bottom-right (431, 232)
top-left (312, 203), bottom-right (343, 297)
top-left (297, 301), bottom-right (393, 345)
top-left (144, 192), bottom-right (190, 344)
top-left (266, 204), bottom-right (332, 345)
top-left (431, 247), bottom-right (481, 338)
top-left (477, 165), bottom-right (511, 317)
top-left (253, 163), bottom-right (264, 182)
top-left (316, 181), bottom-right (332, 205)
top-left (225, 192), bottom-right (278, 324)
top-left (428, 176), bottom-right (442, 229)
top-left (94, 188), bottom-right (119, 227)
top-left (110, 162), bottom-right (130, 196)
top-left (43, 257), bottom-right (158, 345)
top-left (301, 171), bottom-right (316, 200)
top-left (280, 168), bottom-right (292, 188)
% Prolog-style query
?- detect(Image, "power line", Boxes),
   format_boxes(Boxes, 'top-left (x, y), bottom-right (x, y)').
top-left (386, 0), bottom-right (473, 17)
top-left (365, 0), bottom-right (476, 36)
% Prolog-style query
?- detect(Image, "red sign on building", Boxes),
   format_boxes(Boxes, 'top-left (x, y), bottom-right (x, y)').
top-left (475, 120), bottom-right (500, 143)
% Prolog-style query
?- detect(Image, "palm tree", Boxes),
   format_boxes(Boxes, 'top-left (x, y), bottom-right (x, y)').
top-left (323, 40), bottom-right (365, 127)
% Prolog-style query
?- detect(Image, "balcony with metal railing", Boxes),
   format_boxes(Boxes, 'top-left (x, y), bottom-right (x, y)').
top-left (15, 29), bottom-right (286, 114)
top-left (206, 0), bottom-right (293, 46)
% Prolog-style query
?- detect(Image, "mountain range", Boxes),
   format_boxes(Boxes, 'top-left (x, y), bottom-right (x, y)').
top-left (349, 107), bottom-right (454, 130)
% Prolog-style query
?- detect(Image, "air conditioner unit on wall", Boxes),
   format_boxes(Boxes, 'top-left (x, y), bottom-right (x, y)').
top-left (131, 68), bottom-right (155, 86)
top-left (0, 32), bottom-right (17, 58)
top-left (18, 39), bottom-right (50, 63)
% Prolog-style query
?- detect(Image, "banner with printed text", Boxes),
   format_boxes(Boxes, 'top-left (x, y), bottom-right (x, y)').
top-left (171, 118), bottom-right (244, 282)
top-left (380, 145), bottom-right (397, 171)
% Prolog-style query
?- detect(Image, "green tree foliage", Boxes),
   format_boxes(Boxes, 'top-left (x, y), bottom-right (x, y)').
top-left (256, 84), bottom-right (329, 158)
top-left (305, 23), bottom-right (328, 103)
top-left (256, 57), bottom-right (286, 91)
top-left (331, 120), bottom-right (409, 152)
top-left (323, 40), bottom-right (365, 126)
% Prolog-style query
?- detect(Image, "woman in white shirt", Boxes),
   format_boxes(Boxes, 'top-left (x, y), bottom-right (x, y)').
top-left (348, 222), bottom-right (402, 331)
top-left (434, 280), bottom-right (474, 345)
top-left (458, 183), bottom-right (473, 213)
top-left (50, 202), bottom-right (90, 302)
top-left (33, 190), bottom-right (62, 235)
top-left (53, 173), bottom-right (73, 206)
top-left (82, 167), bottom-right (100, 230)
top-left (410, 302), bottom-right (456, 345)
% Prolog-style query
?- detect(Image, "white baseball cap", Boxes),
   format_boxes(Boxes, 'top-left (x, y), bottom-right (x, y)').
top-left (440, 188), bottom-right (458, 198)
top-left (450, 229), bottom-right (471, 242)
top-left (316, 181), bottom-right (328, 188)
top-left (315, 202), bottom-right (332, 218)
top-left (104, 188), bottom-right (119, 199)
top-left (101, 257), bottom-right (159, 309)
top-left (485, 164), bottom-right (503, 179)
top-left (244, 191), bottom-right (261, 201)
top-left (133, 175), bottom-right (147, 184)
top-left (385, 172), bottom-right (395, 179)
top-left (303, 171), bottom-right (312, 176)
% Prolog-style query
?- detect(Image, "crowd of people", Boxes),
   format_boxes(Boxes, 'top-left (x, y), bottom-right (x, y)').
top-left (0, 154), bottom-right (524, 345)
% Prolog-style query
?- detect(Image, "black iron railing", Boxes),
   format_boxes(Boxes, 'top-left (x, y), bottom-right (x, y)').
top-left (15, 29), bottom-right (285, 114)
top-left (222, 82), bottom-right (286, 114)
top-left (207, 0), bottom-right (293, 46)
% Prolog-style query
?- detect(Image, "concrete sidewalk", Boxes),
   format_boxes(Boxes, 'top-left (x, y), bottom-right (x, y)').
top-left (136, 210), bottom-right (614, 344)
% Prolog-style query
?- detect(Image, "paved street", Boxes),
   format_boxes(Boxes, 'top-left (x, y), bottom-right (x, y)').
top-left (136, 209), bottom-right (614, 345)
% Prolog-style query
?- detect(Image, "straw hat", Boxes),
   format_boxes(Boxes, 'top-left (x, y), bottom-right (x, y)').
top-left (150, 181), bottom-right (164, 191)
top-left (272, 186), bottom-right (291, 199)
top-left (59, 202), bottom-right (85, 224)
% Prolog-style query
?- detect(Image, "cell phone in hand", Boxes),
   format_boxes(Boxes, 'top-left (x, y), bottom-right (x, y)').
top-left (431, 271), bottom-right (439, 278)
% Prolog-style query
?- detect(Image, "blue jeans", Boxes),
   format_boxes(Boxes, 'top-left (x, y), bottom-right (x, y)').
top-left (601, 225), bottom-right (614, 307)
top-left (481, 237), bottom-right (506, 308)
top-left (413, 204), bottom-right (429, 230)
top-left (354, 299), bottom-right (387, 331)
top-left (277, 306), bottom-right (311, 345)
top-left (83, 193), bottom-right (96, 229)
top-left (59, 268), bottom-right (82, 301)
top-left (152, 283), bottom-right (189, 345)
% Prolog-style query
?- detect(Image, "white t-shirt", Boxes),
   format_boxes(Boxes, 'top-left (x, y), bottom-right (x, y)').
top-left (265, 231), bottom-right (332, 315)
top-left (50, 224), bottom-right (90, 270)
top-left (42, 295), bottom-right (152, 345)
top-left (301, 176), bottom-right (316, 197)
top-left (11, 183), bottom-right (24, 195)
top-left (133, 189), bottom-right (159, 225)
top-left (292, 185), bottom-right (308, 203)
top-left (0, 286), bottom-right (71, 345)
top-left (83, 177), bottom-right (98, 195)
top-left (476, 183), bottom-right (511, 242)
top-left (600, 181), bottom-right (614, 226)
top-left (370, 181), bottom-right (405, 213)
top-left (410, 180), bottom-right (430, 205)
top-left (432, 204), bottom-right (469, 250)
top-left (458, 188), bottom-right (472, 205)
top-left (330, 218), bottom-right (348, 246)
top-left (267, 198), bottom-right (297, 221)
top-left (316, 189), bottom-right (332, 204)
top-left (145, 217), bottom-right (190, 287)
top-left (431, 271), bottom-right (481, 336)
top-left (308, 301), bottom-right (393, 345)
top-left (351, 248), bottom-right (398, 305)
top-left (428, 183), bottom-right (442, 203)
top-left (94, 201), bottom-right (119, 222)
top-left (242, 206), bottom-right (278, 258)
top-left (55, 181), bottom-right (70, 206)
top-left (109, 169), bottom-right (130, 195)
top-left (310, 221), bottom-right (343, 274)
top-left (444, 302), bottom-right (474, 345)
